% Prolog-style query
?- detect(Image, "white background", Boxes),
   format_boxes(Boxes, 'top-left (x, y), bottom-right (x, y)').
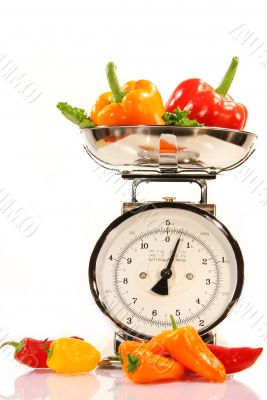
top-left (0, 0), bottom-right (267, 397)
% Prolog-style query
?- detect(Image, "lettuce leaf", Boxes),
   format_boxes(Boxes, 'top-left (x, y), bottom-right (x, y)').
top-left (162, 107), bottom-right (202, 127)
top-left (57, 102), bottom-right (95, 128)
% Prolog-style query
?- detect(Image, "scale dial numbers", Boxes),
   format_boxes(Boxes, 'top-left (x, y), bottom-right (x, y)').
top-left (89, 204), bottom-right (243, 339)
top-left (114, 230), bottom-right (222, 330)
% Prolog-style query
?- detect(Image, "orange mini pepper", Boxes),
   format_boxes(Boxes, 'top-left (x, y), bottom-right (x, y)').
top-left (119, 339), bottom-right (168, 359)
top-left (119, 340), bottom-right (184, 384)
top-left (147, 316), bottom-right (226, 382)
top-left (90, 62), bottom-right (165, 126)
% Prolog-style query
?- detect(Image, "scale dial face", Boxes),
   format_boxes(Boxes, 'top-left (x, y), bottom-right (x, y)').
top-left (89, 203), bottom-right (243, 339)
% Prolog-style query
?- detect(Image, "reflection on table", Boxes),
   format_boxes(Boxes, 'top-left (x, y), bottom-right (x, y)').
top-left (0, 368), bottom-right (260, 400)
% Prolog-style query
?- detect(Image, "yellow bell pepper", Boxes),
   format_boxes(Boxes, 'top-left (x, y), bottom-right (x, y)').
top-left (46, 337), bottom-right (100, 373)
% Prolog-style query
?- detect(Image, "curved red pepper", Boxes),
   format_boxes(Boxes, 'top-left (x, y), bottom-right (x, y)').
top-left (165, 57), bottom-right (248, 130)
top-left (207, 344), bottom-right (263, 374)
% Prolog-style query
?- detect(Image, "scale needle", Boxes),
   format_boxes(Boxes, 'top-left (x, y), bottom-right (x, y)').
top-left (151, 232), bottom-right (182, 296)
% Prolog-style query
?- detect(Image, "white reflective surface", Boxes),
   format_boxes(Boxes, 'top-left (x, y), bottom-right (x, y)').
top-left (0, 358), bottom-right (264, 400)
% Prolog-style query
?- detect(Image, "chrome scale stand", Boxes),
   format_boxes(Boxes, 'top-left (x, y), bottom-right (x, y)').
top-left (100, 173), bottom-right (217, 368)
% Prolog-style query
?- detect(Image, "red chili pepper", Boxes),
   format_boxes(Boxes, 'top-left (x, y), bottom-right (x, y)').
top-left (0, 338), bottom-right (52, 368)
top-left (207, 344), bottom-right (263, 374)
top-left (165, 57), bottom-right (248, 130)
top-left (0, 336), bottom-right (84, 368)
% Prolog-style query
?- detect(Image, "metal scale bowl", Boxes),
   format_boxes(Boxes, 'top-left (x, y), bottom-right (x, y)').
top-left (81, 125), bottom-right (255, 175)
top-left (81, 125), bottom-right (257, 368)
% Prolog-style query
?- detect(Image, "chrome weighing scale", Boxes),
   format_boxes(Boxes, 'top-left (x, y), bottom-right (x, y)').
top-left (81, 125), bottom-right (256, 366)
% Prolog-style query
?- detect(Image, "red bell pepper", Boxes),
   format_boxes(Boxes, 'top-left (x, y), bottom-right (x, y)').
top-left (0, 336), bottom-right (83, 368)
top-left (165, 56), bottom-right (248, 130)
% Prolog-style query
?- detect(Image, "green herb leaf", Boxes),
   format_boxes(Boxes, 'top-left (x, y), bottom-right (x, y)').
top-left (162, 107), bottom-right (203, 127)
top-left (127, 354), bottom-right (140, 373)
top-left (57, 102), bottom-right (95, 128)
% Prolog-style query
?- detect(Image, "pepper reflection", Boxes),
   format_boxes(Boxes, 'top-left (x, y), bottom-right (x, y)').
top-left (0, 369), bottom-right (100, 400)
top-left (96, 368), bottom-right (260, 400)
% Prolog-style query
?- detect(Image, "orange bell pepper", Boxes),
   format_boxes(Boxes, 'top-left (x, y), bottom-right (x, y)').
top-left (90, 62), bottom-right (165, 126)
top-left (147, 316), bottom-right (226, 382)
top-left (119, 341), bottom-right (184, 384)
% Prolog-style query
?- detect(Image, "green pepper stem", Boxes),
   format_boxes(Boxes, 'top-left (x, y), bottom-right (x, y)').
top-left (215, 56), bottom-right (239, 97)
top-left (42, 338), bottom-right (49, 354)
top-left (43, 338), bottom-right (53, 359)
top-left (127, 354), bottom-right (139, 373)
top-left (0, 341), bottom-right (19, 350)
top-left (170, 314), bottom-right (178, 330)
top-left (106, 62), bottom-right (126, 103)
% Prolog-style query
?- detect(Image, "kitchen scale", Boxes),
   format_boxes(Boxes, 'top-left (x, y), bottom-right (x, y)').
top-left (81, 125), bottom-right (256, 365)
